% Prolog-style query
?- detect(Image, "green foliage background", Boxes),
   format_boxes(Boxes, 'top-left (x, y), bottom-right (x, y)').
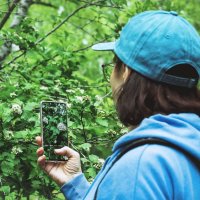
top-left (0, 0), bottom-right (199, 199)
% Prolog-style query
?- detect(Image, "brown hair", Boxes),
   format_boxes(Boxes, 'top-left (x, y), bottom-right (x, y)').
top-left (114, 57), bottom-right (200, 126)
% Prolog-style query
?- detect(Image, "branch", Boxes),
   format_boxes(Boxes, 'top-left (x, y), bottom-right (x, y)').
top-left (31, 1), bottom-right (57, 8)
top-left (29, 53), bottom-right (59, 72)
top-left (72, 43), bottom-right (95, 53)
top-left (2, 0), bottom-right (107, 68)
top-left (69, 22), bottom-right (98, 40)
top-left (0, 0), bottom-right (20, 30)
top-left (79, 0), bottom-right (122, 9)
top-left (72, 37), bottom-right (110, 53)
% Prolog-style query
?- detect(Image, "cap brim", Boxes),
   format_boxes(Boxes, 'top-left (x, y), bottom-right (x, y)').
top-left (92, 42), bottom-right (115, 51)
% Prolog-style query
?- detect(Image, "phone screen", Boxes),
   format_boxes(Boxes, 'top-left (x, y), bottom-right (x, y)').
top-left (40, 101), bottom-right (68, 161)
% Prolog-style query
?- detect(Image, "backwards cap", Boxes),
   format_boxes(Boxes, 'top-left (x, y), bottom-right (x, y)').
top-left (92, 10), bottom-right (200, 88)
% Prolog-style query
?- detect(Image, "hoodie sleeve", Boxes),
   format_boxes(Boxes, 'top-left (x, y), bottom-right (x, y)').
top-left (60, 173), bottom-right (90, 200)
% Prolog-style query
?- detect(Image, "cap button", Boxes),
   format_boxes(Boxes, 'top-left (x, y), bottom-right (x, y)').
top-left (170, 11), bottom-right (178, 16)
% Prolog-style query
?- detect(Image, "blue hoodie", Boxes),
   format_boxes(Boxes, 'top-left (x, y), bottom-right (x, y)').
top-left (61, 113), bottom-right (200, 200)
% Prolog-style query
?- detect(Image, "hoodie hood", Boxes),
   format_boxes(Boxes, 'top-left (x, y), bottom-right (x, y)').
top-left (113, 113), bottom-right (200, 161)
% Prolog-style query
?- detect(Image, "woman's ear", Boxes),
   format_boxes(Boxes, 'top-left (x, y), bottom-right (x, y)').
top-left (122, 65), bottom-right (131, 82)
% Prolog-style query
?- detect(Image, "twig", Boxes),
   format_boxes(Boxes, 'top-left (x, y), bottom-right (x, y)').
top-left (0, 0), bottom-right (20, 30)
top-left (80, 104), bottom-right (87, 143)
top-left (101, 90), bottom-right (112, 99)
top-left (72, 43), bottom-right (95, 53)
top-left (31, 54), bottom-right (59, 72)
top-left (69, 22), bottom-right (98, 40)
top-left (3, 50), bottom-right (26, 68)
top-left (96, 4), bottom-right (122, 9)
top-left (32, 1), bottom-right (57, 8)
top-left (69, 142), bottom-right (86, 158)
top-left (79, 0), bottom-right (122, 9)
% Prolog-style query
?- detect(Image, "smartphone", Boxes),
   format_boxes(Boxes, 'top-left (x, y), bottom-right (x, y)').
top-left (40, 101), bottom-right (68, 161)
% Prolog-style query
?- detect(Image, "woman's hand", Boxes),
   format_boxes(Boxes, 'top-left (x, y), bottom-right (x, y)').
top-left (36, 136), bottom-right (82, 186)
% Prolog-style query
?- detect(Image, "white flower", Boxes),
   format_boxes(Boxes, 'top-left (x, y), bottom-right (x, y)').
top-left (55, 80), bottom-right (61, 85)
top-left (4, 131), bottom-right (14, 140)
top-left (11, 104), bottom-right (22, 115)
top-left (79, 89), bottom-right (85, 94)
top-left (14, 83), bottom-right (19, 87)
top-left (12, 146), bottom-right (23, 155)
top-left (10, 92), bottom-right (17, 97)
top-left (40, 86), bottom-right (48, 91)
top-left (95, 158), bottom-right (105, 169)
top-left (11, 44), bottom-right (20, 51)
top-left (43, 117), bottom-right (48, 124)
top-left (76, 96), bottom-right (83, 103)
top-left (98, 58), bottom-right (105, 66)
top-left (95, 95), bottom-right (102, 101)
top-left (98, 158), bottom-right (105, 165)
top-left (66, 89), bottom-right (75, 94)
top-left (66, 103), bottom-right (72, 108)
top-left (57, 122), bottom-right (67, 131)
top-left (83, 96), bottom-right (90, 101)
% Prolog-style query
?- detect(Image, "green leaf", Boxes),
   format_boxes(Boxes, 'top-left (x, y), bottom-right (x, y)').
top-left (24, 102), bottom-right (38, 111)
top-left (0, 185), bottom-right (10, 194)
top-left (81, 157), bottom-right (89, 164)
top-left (87, 167), bottom-right (96, 178)
top-left (78, 143), bottom-right (92, 152)
top-left (1, 160), bottom-right (14, 175)
top-left (89, 154), bottom-right (99, 163)
top-left (96, 118), bottom-right (109, 127)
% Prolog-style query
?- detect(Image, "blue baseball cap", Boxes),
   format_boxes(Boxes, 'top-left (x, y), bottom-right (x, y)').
top-left (92, 10), bottom-right (200, 88)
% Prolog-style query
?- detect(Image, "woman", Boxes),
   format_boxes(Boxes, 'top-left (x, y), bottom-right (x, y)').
top-left (36, 10), bottom-right (200, 199)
